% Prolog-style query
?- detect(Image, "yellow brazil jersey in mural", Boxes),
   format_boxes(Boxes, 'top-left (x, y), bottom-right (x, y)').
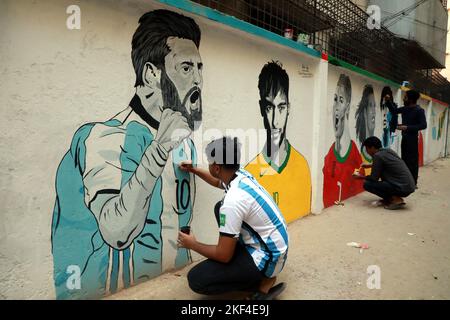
top-left (245, 142), bottom-right (311, 223)
top-left (360, 147), bottom-right (373, 176)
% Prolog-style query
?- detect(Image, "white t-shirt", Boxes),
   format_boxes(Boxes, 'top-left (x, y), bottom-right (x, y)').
top-left (219, 169), bottom-right (289, 278)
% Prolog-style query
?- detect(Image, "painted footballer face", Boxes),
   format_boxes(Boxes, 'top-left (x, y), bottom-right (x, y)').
top-left (366, 93), bottom-right (376, 136)
top-left (162, 37), bottom-right (203, 130)
top-left (262, 90), bottom-right (289, 147)
top-left (333, 83), bottom-right (349, 139)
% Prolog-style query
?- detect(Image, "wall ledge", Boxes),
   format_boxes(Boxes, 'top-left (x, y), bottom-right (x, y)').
top-left (157, 0), bottom-right (322, 59)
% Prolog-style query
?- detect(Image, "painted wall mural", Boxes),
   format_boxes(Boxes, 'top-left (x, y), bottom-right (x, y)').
top-left (51, 9), bottom-right (203, 299)
top-left (428, 106), bottom-right (448, 161)
top-left (355, 84), bottom-right (376, 165)
top-left (431, 108), bottom-right (437, 140)
top-left (4, 0), bottom-right (450, 301)
top-left (437, 109), bottom-right (446, 141)
top-left (431, 108), bottom-right (446, 141)
top-left (380, 86), bottom-right (396, 149)
top-left (245, 61), bottom-right (311, 223)
top-left (323, 74), bottom-right (363, 208)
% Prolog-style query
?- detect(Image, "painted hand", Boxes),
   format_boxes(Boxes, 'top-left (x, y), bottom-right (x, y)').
top-left (178, 231), bottom-right (196, 249)
top-left (155, 109), bottom-right (192, 152)
top-left (179, 160), bottom-right (194, 173)
top-left (397, 125), bottom-right (408, 131)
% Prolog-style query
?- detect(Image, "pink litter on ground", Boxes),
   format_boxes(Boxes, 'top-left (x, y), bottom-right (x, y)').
top-left (347, 242), bottom-right (369, 249)
top-left (360, 243), bottom-right (369, 249)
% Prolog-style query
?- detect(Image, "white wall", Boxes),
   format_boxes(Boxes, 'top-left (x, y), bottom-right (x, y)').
top-left (0, 0), bottom-right (319, 299)
top-left (426, 102), bottom-right (448, 162)
top-left (0, 0), bottom-right (154, 300)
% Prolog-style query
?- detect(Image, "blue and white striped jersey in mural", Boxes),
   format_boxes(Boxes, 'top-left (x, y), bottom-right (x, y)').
top-left (51, 107), bottom-right (196, 299)
top-left (219, 169), bottom-right (289, 278)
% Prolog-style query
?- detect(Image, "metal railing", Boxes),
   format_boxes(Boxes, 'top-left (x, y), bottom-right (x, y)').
top-left (191, 0), bottom-right (450, 103)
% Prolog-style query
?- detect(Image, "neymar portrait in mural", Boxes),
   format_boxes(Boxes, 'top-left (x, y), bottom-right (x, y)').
top-left (323, 74), bottom-right (363, 208)
top-left (245, 61), bottom-right (311, 223)
top-left (51, 10), bottom-right (203, 299)
top-left (355, 84), bottom-right (376, 164)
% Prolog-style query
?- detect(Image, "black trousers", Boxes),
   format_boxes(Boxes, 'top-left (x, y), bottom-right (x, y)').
top-left (187, 201), bottom-right (264, 295)
top-left (363, 180), bottom-right (412, 201)
top-left (401, 136), bottom-right (419, 185)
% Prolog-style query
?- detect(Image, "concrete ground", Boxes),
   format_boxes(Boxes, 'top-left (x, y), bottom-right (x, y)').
top-left (106, 157), bottom-right (450, 300)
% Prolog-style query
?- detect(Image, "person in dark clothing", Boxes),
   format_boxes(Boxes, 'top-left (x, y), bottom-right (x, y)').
top-left (383, 89), bottom-right (427, 186)
top-left (353, 137), bottom-right (416, 210)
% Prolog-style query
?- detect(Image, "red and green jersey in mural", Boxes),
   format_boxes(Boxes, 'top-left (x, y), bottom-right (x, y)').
top-left (323, 140), bottom-right (364, 208)
top-left (419, 131), bottom-right (424, 167)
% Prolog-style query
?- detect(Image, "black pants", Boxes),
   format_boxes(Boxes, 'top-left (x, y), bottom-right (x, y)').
top-left (401, 136), bottom-right (419, 185)
top-left (187, 201), bottom-right (264, 295)
top-left (363, 180), bottom-right (412, 201)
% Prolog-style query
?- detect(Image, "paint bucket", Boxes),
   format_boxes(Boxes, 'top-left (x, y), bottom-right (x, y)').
top-left (297, 33), bottom-right (310, 45)
top-left (284, 28), bottom-right (293, 39)
top-left (180, 226), bottom-right (191, 234)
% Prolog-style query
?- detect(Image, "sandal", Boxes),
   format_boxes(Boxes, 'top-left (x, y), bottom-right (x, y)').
top-left (384, 202), bottom-right (406, 210)
top-left (246, 282), bottom-right (287, 300)
top-left (373, 199), bottom-right (389, 207)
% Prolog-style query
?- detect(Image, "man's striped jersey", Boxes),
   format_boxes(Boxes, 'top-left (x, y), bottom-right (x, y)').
top-left (219, 169), bottom-right (289, 278)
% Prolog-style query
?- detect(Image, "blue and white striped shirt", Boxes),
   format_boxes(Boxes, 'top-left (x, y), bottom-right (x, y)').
top-left (219, 169), bottom-right (289, 278)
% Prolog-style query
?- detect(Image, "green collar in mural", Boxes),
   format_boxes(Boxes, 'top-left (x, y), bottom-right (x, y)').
top-left (333, 140), bottom-right (352, 163)
top-left (361, 148), bottom-right (373, 163)
top-left (263, 141), bottom-right (292, 174)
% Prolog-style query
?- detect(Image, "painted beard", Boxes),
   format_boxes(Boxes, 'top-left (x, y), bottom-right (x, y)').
top-left (160, 70), bottom-right (202, 131)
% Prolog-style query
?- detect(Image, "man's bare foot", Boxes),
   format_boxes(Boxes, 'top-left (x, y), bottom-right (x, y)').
top-left (259, 277), bottom-right (277, 294)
